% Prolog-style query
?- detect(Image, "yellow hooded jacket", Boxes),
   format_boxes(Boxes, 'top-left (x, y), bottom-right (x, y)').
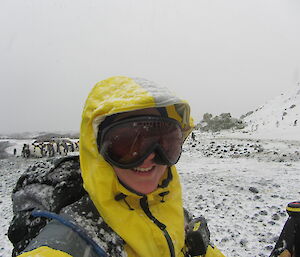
top-left (19, 76), bottom-right (225, 257)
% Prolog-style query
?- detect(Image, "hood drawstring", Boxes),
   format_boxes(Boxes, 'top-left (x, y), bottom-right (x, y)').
top-left (115, 193), bottom-right (134, 210)
top-left (115, 189), bottom-right (170, 209)
top-left (158, 168), bottom-right (173, 189)
top-left (158, 191), bottom-right (170, 203)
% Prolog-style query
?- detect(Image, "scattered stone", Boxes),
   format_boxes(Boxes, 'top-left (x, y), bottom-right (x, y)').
top-left (279, 211), bottom-right (287, 217)
top-left (265, 245), bottom-right (274, 251)
top-left (271, 194), bottom-right (279, 198)
top-left (249, 187), bottom-right (259, 194)
top-left (254, 195), bottom-right (261, 200)
top-left (221, 237), bottom-right (229, 242)
top-left (215, 203), bottom-right (222, 209)
top-left (271, 213), bottom-right (280, 221)
top-left (258, 210), bottom-right (268, 216)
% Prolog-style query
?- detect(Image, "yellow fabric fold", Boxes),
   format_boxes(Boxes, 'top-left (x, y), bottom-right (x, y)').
top-left (205, 246), bottom-right (227, 257)
top-left (18, 246), bottom-right (72, 257)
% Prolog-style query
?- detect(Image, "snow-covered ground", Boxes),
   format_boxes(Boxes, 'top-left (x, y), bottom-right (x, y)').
top-left (1, 132), bottom-right (300, 257)
top-left (180, 131), bottom-right (300, 257)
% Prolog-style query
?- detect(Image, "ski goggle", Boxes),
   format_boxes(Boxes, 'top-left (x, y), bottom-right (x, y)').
top-left (97, 116), bottom-right (184, 169)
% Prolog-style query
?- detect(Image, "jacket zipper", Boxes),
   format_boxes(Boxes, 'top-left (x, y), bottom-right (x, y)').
top-left (140, 196), bottom-right (175, 257)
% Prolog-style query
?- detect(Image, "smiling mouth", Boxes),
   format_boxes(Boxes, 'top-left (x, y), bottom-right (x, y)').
top-left (133, 166), bottom-right (154, 173)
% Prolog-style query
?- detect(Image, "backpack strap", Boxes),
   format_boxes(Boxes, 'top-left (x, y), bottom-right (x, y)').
top-left (23, 210), bottom-right (107, 257)
top-left (22, 195), bottom-right (125, 257)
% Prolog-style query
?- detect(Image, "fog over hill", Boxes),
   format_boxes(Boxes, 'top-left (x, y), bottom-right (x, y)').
top-left (0, 131), bottom-right (79, 140)
top-left (1, 83), bottom-right (300, 142)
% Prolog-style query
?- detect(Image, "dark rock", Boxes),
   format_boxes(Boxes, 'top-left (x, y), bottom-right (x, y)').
top-left (259, 210), bottom-right (268, 216)
top-left (240, 239), bottom-right (248, 246)
top-left (249, 187), bottom-right (259, 194)
top-left (272, 214), bottom-right (280, 221)
top-left (265, 245), bottom-right (274, 251)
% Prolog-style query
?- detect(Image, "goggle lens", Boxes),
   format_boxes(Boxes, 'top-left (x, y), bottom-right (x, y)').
top-left (98, 116), bottom-right (183, 168)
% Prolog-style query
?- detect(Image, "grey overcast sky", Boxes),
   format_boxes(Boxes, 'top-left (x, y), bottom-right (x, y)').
top-left (1, 0), bottom-right (300, 134)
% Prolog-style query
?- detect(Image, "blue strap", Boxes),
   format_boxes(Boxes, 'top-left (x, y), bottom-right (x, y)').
top-left (32, 210), bottom-right (108, 257)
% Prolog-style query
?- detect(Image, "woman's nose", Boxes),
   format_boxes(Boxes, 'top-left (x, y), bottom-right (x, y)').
top-left (142, 152), bottom-right (155, 164)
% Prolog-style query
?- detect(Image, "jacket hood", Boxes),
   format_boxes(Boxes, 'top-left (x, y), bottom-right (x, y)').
top-left (79, 76), bottom-right (194, 257)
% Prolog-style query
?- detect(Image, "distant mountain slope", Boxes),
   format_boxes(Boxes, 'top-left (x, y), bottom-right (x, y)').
top-left (242, 84), bottom-right (300, 140)
top-left (0, 131), bottom-right (79, 140)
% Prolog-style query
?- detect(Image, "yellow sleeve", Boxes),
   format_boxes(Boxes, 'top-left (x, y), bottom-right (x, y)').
top-left (18, 246), bottom-right (73, 257)
top-left (205, 245), bottom-right (227, 257)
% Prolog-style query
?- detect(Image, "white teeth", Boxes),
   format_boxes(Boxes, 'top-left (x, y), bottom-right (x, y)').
top-left (133, 167), bottom-right (152, 172)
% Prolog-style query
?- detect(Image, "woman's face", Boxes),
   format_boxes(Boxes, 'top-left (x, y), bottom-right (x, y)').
top-left (112, 108), bottom-right (167, 194)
